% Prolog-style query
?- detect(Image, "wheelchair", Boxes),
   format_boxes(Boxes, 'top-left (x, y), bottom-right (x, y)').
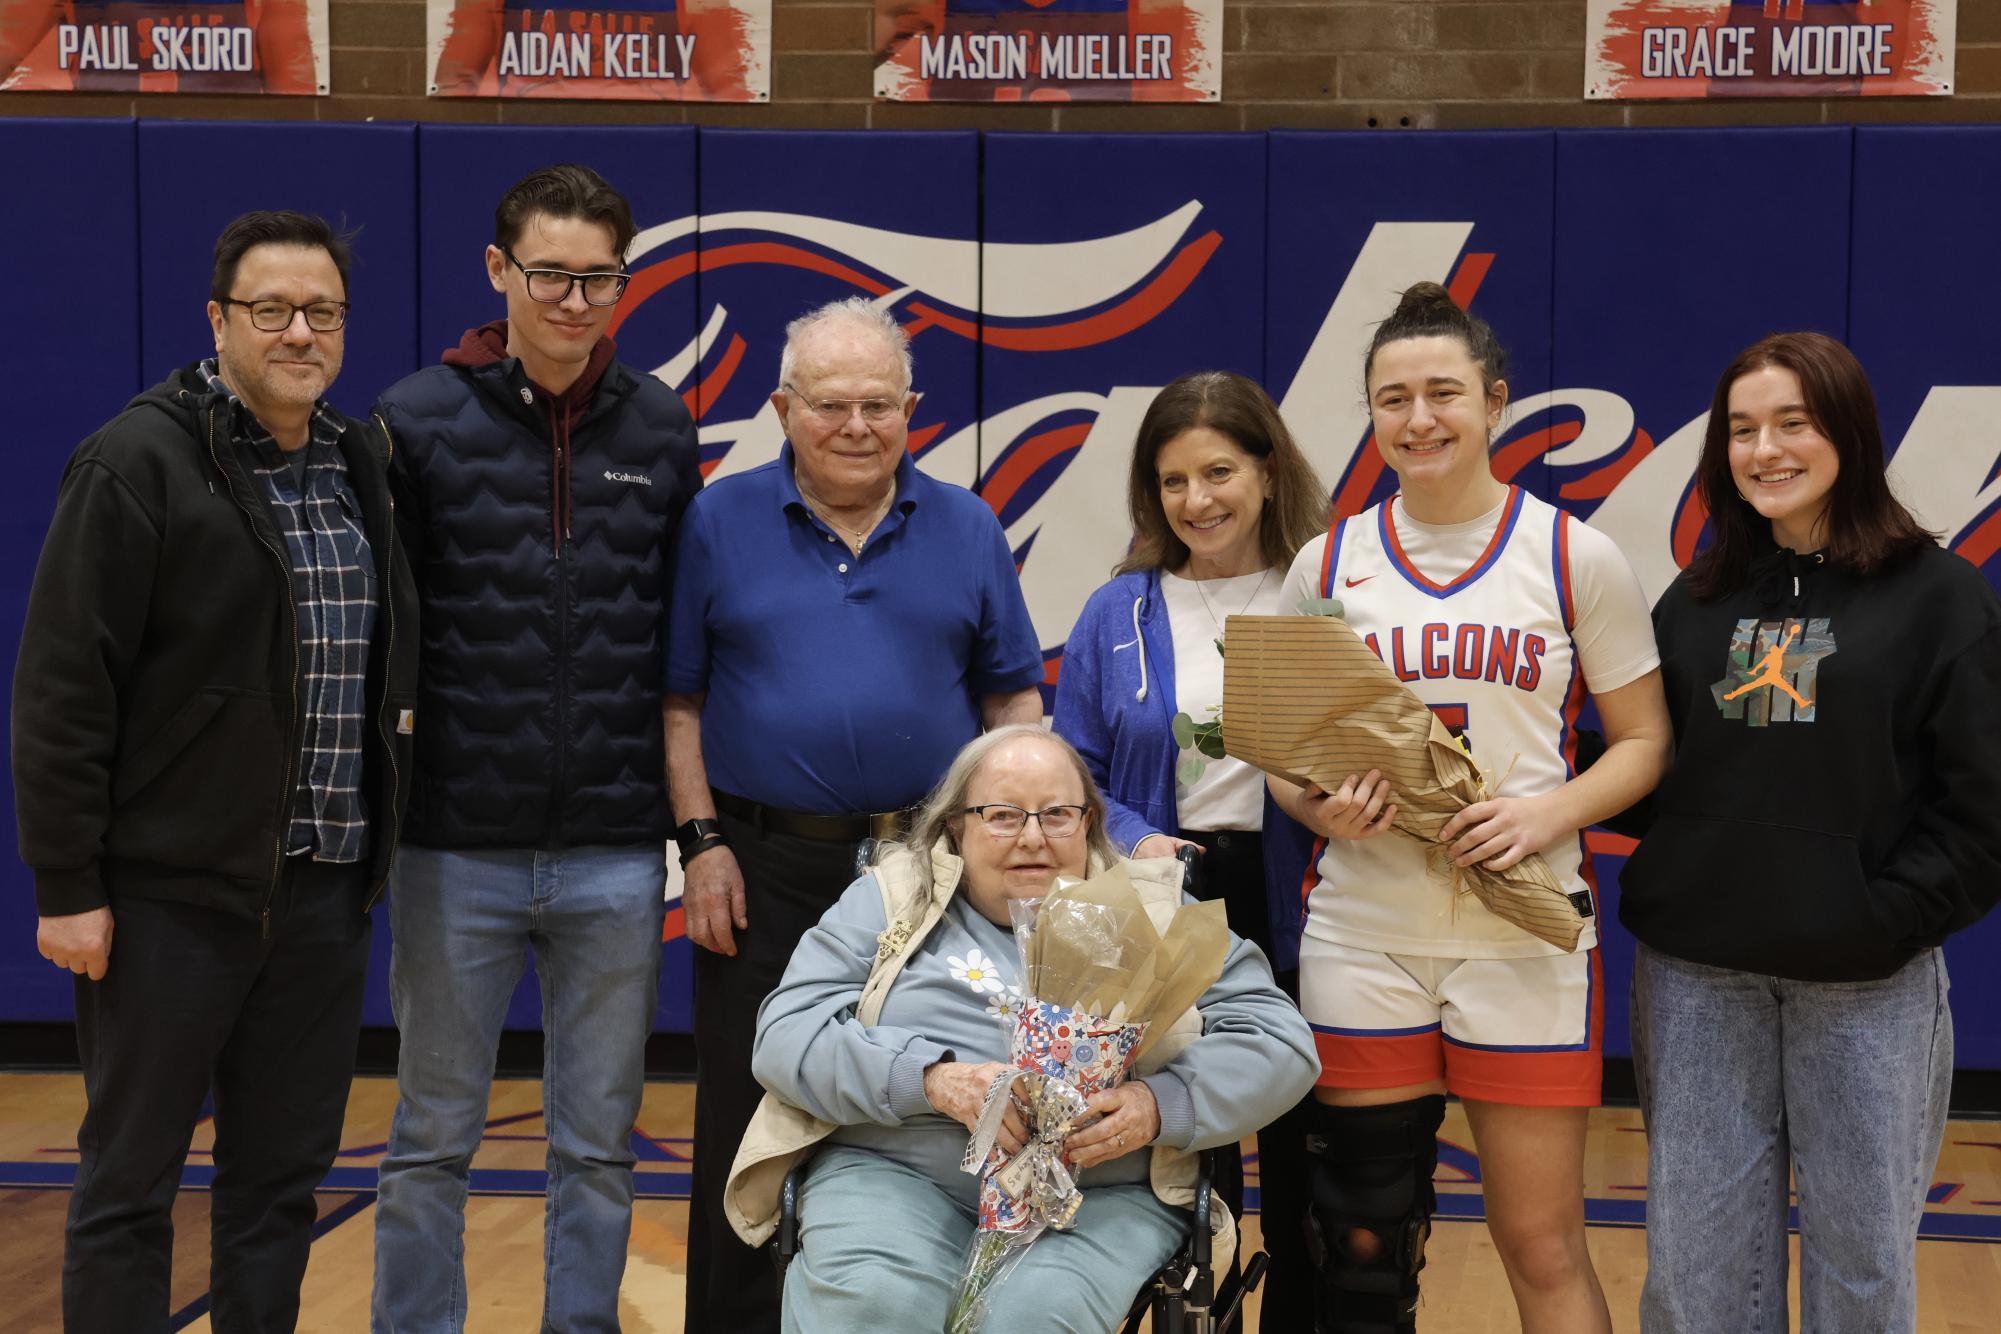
top-left (772, 1146), bottom-right (1268, 1333)
top-left (782, 847), bottom-right (1268, 1329)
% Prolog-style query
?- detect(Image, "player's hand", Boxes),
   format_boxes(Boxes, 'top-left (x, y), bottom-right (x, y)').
top-left (38, 907), bottom-right (113, 981)
top-left (1441, 795), bottom-right (1565, 872)
top-left (683, 845), bottom-right (747, 955)
top-left (1297, 771), bottom-right (1398, 841)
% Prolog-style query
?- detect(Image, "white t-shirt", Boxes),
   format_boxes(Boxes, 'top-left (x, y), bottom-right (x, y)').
top-left (1279, 488), bottom-right (1659, 957)
top-left (1160, 569), bottom-right (1287, 832)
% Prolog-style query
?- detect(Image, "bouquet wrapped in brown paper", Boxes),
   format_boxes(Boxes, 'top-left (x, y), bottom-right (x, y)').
top-left (945, 864), bottom-right (1231, 1333)
top-left (1217, 612), bottom-right (1587, 951)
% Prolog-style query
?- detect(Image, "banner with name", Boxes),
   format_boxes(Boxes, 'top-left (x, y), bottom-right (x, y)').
top-left (0, 0), bottom-right (329, 93)
top-left (1586, 0), bottom-right (1955, 99)
top-left (426, 0), bottom-right (768, 100)
top-left (875, 0), bottom-right (1220, 103)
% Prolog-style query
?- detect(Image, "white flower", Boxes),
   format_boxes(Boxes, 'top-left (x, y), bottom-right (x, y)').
top-left (986, 983), bottom-right (1025, 1021)
top-left (948, 949), bottom-right (1007, 994)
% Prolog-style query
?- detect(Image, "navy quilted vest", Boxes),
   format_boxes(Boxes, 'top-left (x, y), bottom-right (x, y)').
top-left (376, 356), bottom-right (701, 849)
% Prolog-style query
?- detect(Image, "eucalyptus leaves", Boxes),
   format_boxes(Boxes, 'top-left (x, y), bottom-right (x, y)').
top-left (1170, 596), bottom-right (1342, 784)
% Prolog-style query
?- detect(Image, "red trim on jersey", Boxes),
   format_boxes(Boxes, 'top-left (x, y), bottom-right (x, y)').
top-left (1319, 516), bottom-right (1345, 596)
top-left (1298, 834), bottom-right (1328, 915)
top-left (1555, 510), bottom-right (1577, 632)
top-left (1381, 485), bottom-right (1524, 595)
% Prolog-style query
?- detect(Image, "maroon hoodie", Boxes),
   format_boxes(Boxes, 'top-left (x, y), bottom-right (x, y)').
top-left (443, 320), bottom-right (618, 552)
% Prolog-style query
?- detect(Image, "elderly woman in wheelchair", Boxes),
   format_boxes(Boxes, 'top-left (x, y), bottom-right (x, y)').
top-left (723, 725), bottom-right (1318, 1332)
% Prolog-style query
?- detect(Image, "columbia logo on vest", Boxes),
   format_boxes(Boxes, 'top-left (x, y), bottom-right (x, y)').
top-left (604, 471), bottom-right (652, 486)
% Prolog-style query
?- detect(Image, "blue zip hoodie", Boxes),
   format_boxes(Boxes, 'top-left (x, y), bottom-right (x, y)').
top-left (1051, 569), bottom-right (1318, 970)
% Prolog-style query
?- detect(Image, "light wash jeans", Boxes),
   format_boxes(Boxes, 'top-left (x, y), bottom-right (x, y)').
top-left (1631, 942), bottom-right (1952, 1334)
top-left (371, 844), bottom-right (667, 1333)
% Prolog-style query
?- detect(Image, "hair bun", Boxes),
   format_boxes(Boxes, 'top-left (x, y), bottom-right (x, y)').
top-left (1393, 280), bottom-right (1458, 317)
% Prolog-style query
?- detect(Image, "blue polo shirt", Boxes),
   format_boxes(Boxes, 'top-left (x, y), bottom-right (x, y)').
top-left (666, 444), bottom-right (1044, 814)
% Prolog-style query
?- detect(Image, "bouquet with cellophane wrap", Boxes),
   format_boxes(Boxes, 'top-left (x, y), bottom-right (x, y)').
top-left (943, 863), bottom-right (1229, 1334)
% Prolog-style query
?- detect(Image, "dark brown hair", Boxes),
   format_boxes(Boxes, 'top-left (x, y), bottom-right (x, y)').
top-left (210, 211), bottom-right (353, 304)
top-left (494, 164), bottom-right (636, 262)
top-left (1686, 331), bottom-right (1932, 599)
top-left (1364, 281), bottom-right (1508, 400)
top-left (1117, 371), bottom-right (1328, 576)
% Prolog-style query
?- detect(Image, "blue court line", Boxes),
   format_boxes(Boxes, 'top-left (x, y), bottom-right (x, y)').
top-left (1, 1159), bottom-right (690, 1200)
top-left (1432, 1193), bottom-right (2001, 1244)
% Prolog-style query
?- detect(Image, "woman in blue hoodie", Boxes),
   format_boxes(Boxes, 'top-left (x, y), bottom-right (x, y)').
top-left (1051, 369), bottom-right (1325, 1330)
top-left (1621, 332), bottom-right (2001, 1333)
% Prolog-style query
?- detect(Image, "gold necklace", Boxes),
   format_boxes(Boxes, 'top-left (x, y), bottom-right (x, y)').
top-left (797, 475), bottom-right (894, 555)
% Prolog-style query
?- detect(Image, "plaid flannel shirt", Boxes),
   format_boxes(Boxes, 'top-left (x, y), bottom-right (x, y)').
top-left (201, 359), bottom-right (378, 863)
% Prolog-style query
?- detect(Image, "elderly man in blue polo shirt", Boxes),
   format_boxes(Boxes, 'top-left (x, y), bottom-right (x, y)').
top-left (665, 296), bottom-right (1044, 1333)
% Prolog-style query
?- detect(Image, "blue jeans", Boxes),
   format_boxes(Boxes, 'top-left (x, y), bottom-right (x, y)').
top-left (371, 844), bottom-right (667, 1333)
top-left (784, 1145), bottom-right (1186, 1334)
top-left (1631, 943), bottom-right (1952, 1334)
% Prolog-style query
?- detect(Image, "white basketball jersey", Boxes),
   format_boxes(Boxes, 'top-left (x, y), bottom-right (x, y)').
top-left (1290, 486), bottom-right (1599, 959)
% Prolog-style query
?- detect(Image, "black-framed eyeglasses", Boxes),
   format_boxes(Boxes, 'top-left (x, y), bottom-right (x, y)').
top-left (960, 804), bottom-right (1088, 839)
top-left (221, 297), bottom-right (348, 333)
top-left (502, 247), bottom-right (630, 306)
top-left (782, 383), bottom-right (906, 424)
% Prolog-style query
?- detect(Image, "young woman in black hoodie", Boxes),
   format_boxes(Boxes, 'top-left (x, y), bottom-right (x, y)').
top-left (1620, 332), bottom-right (2001, 1333)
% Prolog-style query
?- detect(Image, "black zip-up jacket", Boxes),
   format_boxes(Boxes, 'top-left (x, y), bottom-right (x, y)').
top-left (374, 327), bottom-right (700, 849)
top-left (12, 365), bottom-right (419, 920)
top-left (1619, 539), bottom-right (2001, 981)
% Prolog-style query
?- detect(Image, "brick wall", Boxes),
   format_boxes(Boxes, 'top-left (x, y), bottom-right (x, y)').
top-left (3, 0), bottom-right (1997, 128)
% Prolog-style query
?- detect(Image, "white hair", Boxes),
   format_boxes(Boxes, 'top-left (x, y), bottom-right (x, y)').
top-left (879, 725), bottom-right (1117, 894)
top-left (776, 296), bottom-right (914, 397)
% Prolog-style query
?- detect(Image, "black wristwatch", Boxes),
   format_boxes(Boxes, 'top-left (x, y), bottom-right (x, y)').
top-left (675, 817), bottom-right (728, 865)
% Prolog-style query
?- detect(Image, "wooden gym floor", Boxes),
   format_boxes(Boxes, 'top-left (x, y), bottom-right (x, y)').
top-left (4, 1073), bottom-right (1999, 1332)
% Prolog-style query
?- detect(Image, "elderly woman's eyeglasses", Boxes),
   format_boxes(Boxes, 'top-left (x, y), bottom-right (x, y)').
top-left (783, 384), bottom-right (905, 425)
top-left (502, 247), bottom-right (630, 306)
top-left (960, 804), bottom-right (1088, 838)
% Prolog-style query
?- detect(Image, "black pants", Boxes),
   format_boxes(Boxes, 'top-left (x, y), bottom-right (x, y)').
top-left (685, 811), bottom-right (858, 1334)
top-left (64, 857), bottom-right (371, 1334)
top-left (1184, 829), bottom-right (1315, 1334)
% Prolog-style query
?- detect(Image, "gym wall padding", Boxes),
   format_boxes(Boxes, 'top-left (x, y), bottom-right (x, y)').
top-left (3, 122), bottom-right (1999, 1069)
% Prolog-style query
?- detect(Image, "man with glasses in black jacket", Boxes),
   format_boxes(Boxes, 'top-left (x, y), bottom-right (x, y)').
top-left (14, 209), bottom-right (418, 1332)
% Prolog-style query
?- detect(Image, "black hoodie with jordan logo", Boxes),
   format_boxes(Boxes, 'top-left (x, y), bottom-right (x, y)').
top-left (1618, 537), bottom-right (2001, 982)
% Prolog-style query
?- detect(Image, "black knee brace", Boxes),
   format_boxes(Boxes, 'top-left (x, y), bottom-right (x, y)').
top-left (1303, 1095), bottom-right (1447, 1334)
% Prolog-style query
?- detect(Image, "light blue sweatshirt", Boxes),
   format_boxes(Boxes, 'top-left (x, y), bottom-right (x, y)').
top-left (751, 869), bottom-right (1319, 1209)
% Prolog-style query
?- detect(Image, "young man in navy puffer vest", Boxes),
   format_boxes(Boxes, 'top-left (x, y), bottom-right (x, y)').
top-left (368, 164), bottom-right (700, 1333)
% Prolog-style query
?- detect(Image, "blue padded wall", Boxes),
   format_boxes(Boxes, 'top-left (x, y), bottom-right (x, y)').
top-left (981, 132), bottom-right (1267, 682)
top-left (136, 122), bottom-right (418, 421)
top-left (0, 119), bottom-right (141, 1022)
top-left (4, 122), bottom-right (2001, 1069)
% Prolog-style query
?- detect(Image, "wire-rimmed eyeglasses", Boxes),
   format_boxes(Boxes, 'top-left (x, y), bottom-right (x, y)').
top-left (959, 804), bottom-right (1088, 838)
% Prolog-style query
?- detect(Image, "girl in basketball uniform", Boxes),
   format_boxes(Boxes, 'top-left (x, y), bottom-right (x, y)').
top-left (1272, 282), bottom-right (1669, 1333)
top-left (1619, 332), bottom-right (2001, 1332)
